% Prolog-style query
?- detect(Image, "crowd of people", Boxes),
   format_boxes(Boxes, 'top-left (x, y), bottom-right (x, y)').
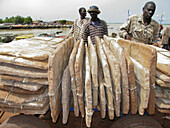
top-left (69, 1), bottom-right (169, 50)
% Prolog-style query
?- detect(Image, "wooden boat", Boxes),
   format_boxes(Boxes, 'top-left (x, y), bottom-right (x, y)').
top-left (15, 34), bottom-right (34, 40)
top-left (0, 34), bottom-right (15, 43)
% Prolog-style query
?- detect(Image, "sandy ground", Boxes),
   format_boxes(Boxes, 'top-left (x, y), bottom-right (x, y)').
top-left (44, 109), bottom-right (170, 128)
top-left (0, 112), bottom-right (19, 124)
top-left (0, 109), bottom-right (170, 128)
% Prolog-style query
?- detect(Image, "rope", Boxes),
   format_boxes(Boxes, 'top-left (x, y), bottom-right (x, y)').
top-left (4, 91), bottom-right (11, 103)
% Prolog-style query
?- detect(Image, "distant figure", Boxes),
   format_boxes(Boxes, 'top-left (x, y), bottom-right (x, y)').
top-left (69, 7), bottom-right (89, 41)
top-left (159, 24), bottom-right (163, 38)
top-left (161, 27), bottom-right (170, 50)
top-left (83, 5), bottom-right (108, 44)
top-left (155, 24), bottom-right (164, 47)
top-left (119, 1), bottom-right (159, 44)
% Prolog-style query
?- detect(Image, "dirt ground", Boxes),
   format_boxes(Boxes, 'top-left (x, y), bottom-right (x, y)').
top-left (43, 109), bottom-right (170, 128)
top-left (0, 109), bottom-right (170, 128)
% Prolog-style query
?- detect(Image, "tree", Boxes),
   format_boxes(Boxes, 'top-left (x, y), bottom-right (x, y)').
top-left (14, 15), bottom-right (24, 24)
top-left (60, 20), bottom-right (67, 25)
top-left (1, 16), bottom-right (33, 24)
top-left (24, 16), bottom-right (33, 24)
top-left (0, 18), bottom-right (3, 23)
top-left (9, 16), bottom-right (15, 23)
top-left (3, 17), bottom-right (9, 23)
top-left (38, 20), bottom-right (43, 22)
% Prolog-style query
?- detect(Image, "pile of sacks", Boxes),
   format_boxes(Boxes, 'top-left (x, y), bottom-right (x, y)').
top-left (0, 36), bottom-right (74, 115)
top-left (151, 46), bottom-right (170, 114)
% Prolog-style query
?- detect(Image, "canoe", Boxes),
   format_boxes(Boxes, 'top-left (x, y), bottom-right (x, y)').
top-left (15, 34), bottom-right (34, 40)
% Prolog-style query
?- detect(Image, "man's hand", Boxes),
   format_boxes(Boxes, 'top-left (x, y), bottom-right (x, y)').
top-left (152, 43), bottom-right (161, 48)
top-left (125, 34), bottom-right (132, 40)
top-left (162, 44), bottom-right (169, 50)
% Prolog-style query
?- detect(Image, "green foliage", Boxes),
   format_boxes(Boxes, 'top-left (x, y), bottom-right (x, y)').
top-left (0, 18), bottom-right (3, 23)
top-left (3, 17), bottom-right (9, 23)
top-left (9, 16), bottom-right (15, 23)
top-left (1, 16), bottom-right (33, 24)
top-left (38, 20), bottom-right (43, 22)
top-left (60, 20), bottom-right (67, 25)
top-left (24, 16), bottom-right (33, 24)
top-left (14, 15), bottom-right (24, 24)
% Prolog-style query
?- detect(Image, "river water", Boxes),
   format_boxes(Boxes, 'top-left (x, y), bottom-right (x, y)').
top-left (0, 23), bottom-right (169, 37)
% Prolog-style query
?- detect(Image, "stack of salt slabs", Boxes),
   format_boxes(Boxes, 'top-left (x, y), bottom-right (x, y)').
top-left (150, 45), bottom-right (170, 114)
top-left (116, 38), bottom-right (157, 115)
top-left (61, 39), bottom-right (83, 124)
top-left (0, 36), bottom-right (74, 118)
top-left (66, 39), bottom-right (98, 127)
top-left (65, 37), bottom-right (136, 127)
top-left (57, 36), bottom-right (157, 127)
top-left (48, 36), bottom-right (74, 123)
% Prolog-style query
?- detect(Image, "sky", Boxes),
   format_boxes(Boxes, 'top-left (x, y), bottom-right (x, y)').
top-left (0, 0), bottom-right (169, 24)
